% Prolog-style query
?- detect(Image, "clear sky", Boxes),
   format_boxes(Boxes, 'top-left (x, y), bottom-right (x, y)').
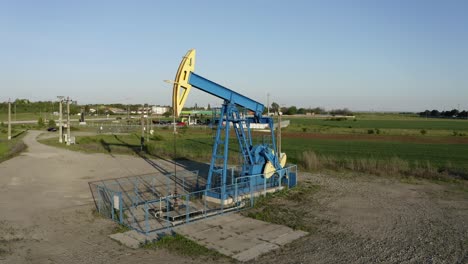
top-left (1, 0), bottom-right (467, 111)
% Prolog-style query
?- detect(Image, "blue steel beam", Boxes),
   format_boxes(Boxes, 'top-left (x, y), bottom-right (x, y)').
top-left (188, 73), bottom-right (265, 119)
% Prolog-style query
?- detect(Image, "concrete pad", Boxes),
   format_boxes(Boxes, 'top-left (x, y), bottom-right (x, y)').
top-left (174, 213), bottom-right (308, 262)
top-left (232, 242), bottom-right (280, 262)
top-left (109, 232), bottom-right (141, 249)
top-left (109, 229), bottom-right (168, 248)
top-left (271, 230), bottom-right (309, 246)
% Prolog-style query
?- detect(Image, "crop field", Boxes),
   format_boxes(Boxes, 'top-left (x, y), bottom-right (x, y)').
top-left (286, 116), bottom-right (468, 136)
top-left (291, 117), bottom-right (468, 130)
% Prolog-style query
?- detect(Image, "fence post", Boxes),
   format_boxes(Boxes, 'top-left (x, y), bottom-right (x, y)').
top-left (234, 179), bottom-right (238, 210)
top-left (204, 190), bottom-right (207, 218)
top-left (231, 167), bottom-right (234, 185)
top-left (145, 202), bottom-right (149, 235)
top-left (119, 192), bottom-right (123, 224)
top-left (111, 191), bottom-right (115, 221)
top-left (186, 193), bottom-right (190, 223)
top-left (97, 186), bottom-right (102, 214)
top-left (134, 178), bottom-right (139, 204)
top-left (250, 177), bottom-right (254, 207)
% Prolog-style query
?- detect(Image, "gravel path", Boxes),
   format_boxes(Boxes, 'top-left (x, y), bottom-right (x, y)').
top-left (255, 173), bottom-right (468, 264)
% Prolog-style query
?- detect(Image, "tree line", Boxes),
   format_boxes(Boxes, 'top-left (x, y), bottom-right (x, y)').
top-left (419, 109), bottom-right (468, 119)
top-left (269, 102), bottom-right (353, 116)
top-left (0, 99), bottom-right (152, 116)
top-left (1, 99), bottom-right (355, 117)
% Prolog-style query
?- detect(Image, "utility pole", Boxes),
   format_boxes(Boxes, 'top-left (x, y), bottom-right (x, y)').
top-left (146, 107), bottom-right (150, 143)
top-left (57, 96), bottom-right (64, 143)
top-left (67, 97), bottom-right (71, 146)
top-left (267, 93), bottom-right (270, 116)
top-left (140, 104), bottom-right (144, 151)
top-left (277, 111), bottom-right (282, 157)
top-left (8, 99), bottom-right (11, 140)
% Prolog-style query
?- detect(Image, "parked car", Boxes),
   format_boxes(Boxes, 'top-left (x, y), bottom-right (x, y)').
top-left (47, 127), bottom-right (57, 132)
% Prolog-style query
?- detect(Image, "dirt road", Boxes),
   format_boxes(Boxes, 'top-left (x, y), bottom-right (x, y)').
top-left (0, 131), bottom-right (466, 263)
top-left (0, 131), bottom-right (210, 263)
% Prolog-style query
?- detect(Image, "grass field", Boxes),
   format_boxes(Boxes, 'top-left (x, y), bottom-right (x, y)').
top-left (40, 118), bottom-right (468, 180)
top-left (285, 116), bottom-right (468, 136)
top-left (0, 129), bottom-right (27, 162)
top-left (0, 112), bottom-right (43, 122)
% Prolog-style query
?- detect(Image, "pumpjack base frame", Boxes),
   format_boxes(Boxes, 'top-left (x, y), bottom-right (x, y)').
top-left (204, 186), bottom-right (285, 206)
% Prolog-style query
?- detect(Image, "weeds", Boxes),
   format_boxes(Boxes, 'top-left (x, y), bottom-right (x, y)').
top-left (299, 150), bottom-right (467, 181)
top-left (143, 234), bottom-right (225, 259)
top-left (244, 182), bottom-right (320, 232)
top-left (112, 224), bottom-right (131, 234)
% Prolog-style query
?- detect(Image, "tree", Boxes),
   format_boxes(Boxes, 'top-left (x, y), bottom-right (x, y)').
top-left (207, 104), bottom-right (211, 110)
top-left (310, 107), bottom-right (326, 114)
top-left (297, 108), bottom-right (306, 115)
top-left (163, 111), bottom-right (171, 118)
top-left (37, 117), bottom-right (45, 127)
top-left (419, 110), bottom-right (430, 117)
top-left (286, 106), bottom-right (297, 115)
top-left (459, 110), bottom-right (468, 118)
top-left (430, 109), bottom-right (440, 117)
top-left (48, 119), bottom-right (56, 128)
top-left (271, 102), bottom-right (279, 114)
top-left (330, 108), bottom-right (353, 116)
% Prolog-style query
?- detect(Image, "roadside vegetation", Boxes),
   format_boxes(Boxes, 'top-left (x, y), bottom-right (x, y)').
top-left (0, 126), bottom-right (27, 163)
top-left (243, 181), bottom-right (322, 232)
top-left (143, 233), bottom-right (227, 260)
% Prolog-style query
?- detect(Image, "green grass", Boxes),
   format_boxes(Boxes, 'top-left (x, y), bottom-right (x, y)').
top-left (0, 112), bottom-right (43, 122)
top-left (286, 117), bottom-right (468, 133)
top-left (284, 137), bottom-right (468, 170)
top-left (244, 181), bottom-right (322, 232)
top-left (0, 129), bottom-right (27, 162)
top-left (40, 133), bottom-right (143, 155)
top-left (38, 114), bottom-right (468, 179)
top-left (143, 234), bottom-right (225, 259)
top-left (112, 224), bottom-right (131, 234)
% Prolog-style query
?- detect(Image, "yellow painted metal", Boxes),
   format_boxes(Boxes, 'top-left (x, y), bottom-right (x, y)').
top-left (263, 161), bottom-right (276, 179)
top-left (280, 153), bottom-right (287, 167)
top-left (172, 49), bottom-right (196, 117)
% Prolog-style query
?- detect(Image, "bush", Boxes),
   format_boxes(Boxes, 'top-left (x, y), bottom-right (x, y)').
top-left (452, 131), bottom-right (458, 136)
top-left (151, 134), bottom-right (164, 141)
top-left (367, 129), bottom-right (374, 134)
top-left (48, 119), bottom-right (56, 128)
top-left (375, 128), bottom-right (380, 134)
top-left (302, 127), bottom-right (308, 132)
top-left (300, 151), bottom-right (319, 170)
top-left (37, 117), bottom-right (45, 127)
top-left (420, 129), bottom-right (427, 135)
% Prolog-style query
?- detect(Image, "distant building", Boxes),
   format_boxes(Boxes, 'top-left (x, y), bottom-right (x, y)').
top-left (152, 106), bottom-right (170, 115)
top-left (108, 107), bottom-right (126, 114)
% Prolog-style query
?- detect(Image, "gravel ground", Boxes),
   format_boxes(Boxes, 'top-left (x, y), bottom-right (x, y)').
top-left (255, 173), bottom-right (468, 264)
